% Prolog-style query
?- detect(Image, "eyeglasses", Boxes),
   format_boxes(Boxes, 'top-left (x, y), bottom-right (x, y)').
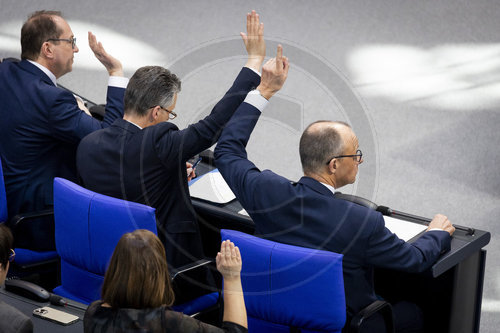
top-left (46, 37), bottom-right (77, 49)
top-left (8, 249), bottom-right (15, 263)
top-left (151, 106), bottom-right (177, 120)
top-left (326, 149), bottom-right (363, 164)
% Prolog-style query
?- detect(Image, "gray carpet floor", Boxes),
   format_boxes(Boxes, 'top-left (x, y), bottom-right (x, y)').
top-left (1, 0), bottom-right (498, 331)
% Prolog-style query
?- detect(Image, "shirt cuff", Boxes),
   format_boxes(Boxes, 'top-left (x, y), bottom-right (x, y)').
top-left (108, 76), bottom-right (129, 88)
top-left (428, 228), bottom-right (448, 232)
top-left (245, 67), bottom-right (261, 77)
top-left (244, 90), bottom-right (268, 112)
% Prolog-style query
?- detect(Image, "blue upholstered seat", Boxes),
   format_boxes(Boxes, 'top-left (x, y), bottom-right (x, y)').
top-left (53, 177), bottom-right (158, 304)
top-left (0, 159), bottom-right (58, 269)
top-left (221, 229), bottom-right (346, 333)
top-left (53, 177), bottom-right (219, 316)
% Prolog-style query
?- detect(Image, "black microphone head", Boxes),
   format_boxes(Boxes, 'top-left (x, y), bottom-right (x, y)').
top-left (49, 293), bottom-right (67, 306)
top-left (376, 205), bottom-right (392, 216)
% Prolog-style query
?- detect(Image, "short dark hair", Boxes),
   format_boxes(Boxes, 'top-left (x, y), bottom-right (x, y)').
top-left (124, 66), bottom-right (181, 117)
top-left (299, 120), bottom-right (351, 175)
top-left (21, 10), bottom-right (63, 61)
top-left (101, 229), bottom-right (175, 308)
top-left (0, 225), bottom-right (13, 267)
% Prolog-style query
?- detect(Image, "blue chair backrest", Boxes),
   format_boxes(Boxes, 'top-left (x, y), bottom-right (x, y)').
top-left (53, 177), bottom-right (157, 303)
top-left (221, 229), bottom-right (346, 333)
top-left (0, 159), bottom-right (8, 223)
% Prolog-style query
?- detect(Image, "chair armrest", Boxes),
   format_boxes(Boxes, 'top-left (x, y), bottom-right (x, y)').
top-left (350, 300), bottom-right (394, 333)
top-left (170, 259), bottom-right (218, 305)
top-left (9, 209), bottom-right (54, 230)
top-left (170, 259), bottom-right (214, 281)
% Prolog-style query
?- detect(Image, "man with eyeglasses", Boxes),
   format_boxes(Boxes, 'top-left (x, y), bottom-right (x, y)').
top-left (76, 11), bottom-right (281, 301)
top-left (215, 109), bottom-right (455, 331)
top-left (0, 11), bottom-right (127, 251)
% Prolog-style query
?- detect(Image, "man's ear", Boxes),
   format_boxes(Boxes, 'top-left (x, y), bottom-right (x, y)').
top-left (327, 158), bottom-right (337, 174)
top-left (149, 106), bottom-right (160, 122)
top-left (40, 42), bottom-right (54, 59)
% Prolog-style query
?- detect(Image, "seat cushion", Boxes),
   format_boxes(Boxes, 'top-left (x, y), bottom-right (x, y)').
top-left (13, 248), bottom-right (58, 267)
top-left (172, 291), bottom-right (219, 315)
top-left (59, 259), bottom-right (104, 304)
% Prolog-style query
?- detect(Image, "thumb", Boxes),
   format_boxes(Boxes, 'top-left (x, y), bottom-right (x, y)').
top-left (240, 32), bottom-right (248, 44)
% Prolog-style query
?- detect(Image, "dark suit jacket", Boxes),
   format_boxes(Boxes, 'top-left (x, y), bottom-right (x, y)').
top-left (0, 300), bottom-right (33, 333)
top-left (76, 67), bottom-right (260, 270)
top-left (214, 104), bottom-right (451, 315)
top-left (0, 59), bottom-right (125, 249)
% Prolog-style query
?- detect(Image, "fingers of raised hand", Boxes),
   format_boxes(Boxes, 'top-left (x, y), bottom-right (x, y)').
top-left (220, 240), bottom-right (239, 262)
top-left (247, 10), bottom-right (261, 36)
top-left (233, 245), bottom-right (241, 262)
top-left (240, 32), bottom-right (248, 44)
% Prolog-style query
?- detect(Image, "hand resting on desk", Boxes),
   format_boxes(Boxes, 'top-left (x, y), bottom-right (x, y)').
top-left (427, 214), bottom-right (455, 236)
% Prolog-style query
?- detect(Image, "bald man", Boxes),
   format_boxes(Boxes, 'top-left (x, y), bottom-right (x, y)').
top-left (215, 110), bottom-right (454, 331)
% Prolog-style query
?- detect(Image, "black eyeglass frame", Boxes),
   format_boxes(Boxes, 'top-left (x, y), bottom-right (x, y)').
top-left (325, 149), bottom-right (363, 165)
top-left (46, 37), bottom-right (77, 49)
top-left (8, 248), bottom-right (15, 263)
top-left (150, 105), bottom-right (177, 120)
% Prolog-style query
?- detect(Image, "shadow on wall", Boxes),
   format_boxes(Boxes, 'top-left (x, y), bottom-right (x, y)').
top-left (348, 44), bottom-right (500, 110)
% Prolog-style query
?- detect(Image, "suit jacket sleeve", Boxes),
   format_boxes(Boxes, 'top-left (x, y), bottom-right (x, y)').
top-left (364, 212), bottom-right (451, 273)
top-left (214, 102), bottom-right (285, 211)
top-left (154, 67), bottom-right (260, 162)
top-left (48, 85), bottom-right (124, 144)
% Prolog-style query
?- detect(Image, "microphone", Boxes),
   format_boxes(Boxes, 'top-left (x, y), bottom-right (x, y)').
top-left (376, 205), bottom-right (392, 216)
top-left (49, 293), bottom-right (68, 307)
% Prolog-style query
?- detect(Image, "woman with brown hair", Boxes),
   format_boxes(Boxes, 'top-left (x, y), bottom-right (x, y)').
top-left (83, 229), bottom-right (247, 332)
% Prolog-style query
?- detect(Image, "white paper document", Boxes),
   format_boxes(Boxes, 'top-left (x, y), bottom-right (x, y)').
top-left (189, 169), bottom-right (236, 204)
top-left (238, 208), bottom-right (249, 216)
top-left (383, 215), bottom-right (427, 242)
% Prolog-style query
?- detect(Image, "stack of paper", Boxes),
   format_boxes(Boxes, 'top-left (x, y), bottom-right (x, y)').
top-left (384, 215), bottom-right (427, 242)
top-left (189, 169), bottom-right (236, 204)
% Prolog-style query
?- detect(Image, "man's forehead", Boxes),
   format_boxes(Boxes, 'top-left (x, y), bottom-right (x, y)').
top-left (53, 16), bottom-right (72, 35)
top-left (335, 125), bottom-right (358, 148)
top-left (307, 121), bottom-right (358, 146)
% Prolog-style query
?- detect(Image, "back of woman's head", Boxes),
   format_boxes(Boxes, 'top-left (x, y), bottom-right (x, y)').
top-left (0, 225), bottom-right (13, 267)
top-left (101, 229), bottom-right (174, 308)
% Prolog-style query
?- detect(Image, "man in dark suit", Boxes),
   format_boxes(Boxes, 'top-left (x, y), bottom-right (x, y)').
top-left (76, 11), bottom-right (266, 275)
top-left (214, 49), bottom-right (454, 332)
top-left (0, 11), bottom-right (127, 250)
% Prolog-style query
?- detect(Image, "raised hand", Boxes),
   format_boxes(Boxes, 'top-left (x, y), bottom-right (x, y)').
top-left (241, 10), bottom-right (265, 72)
top-left (216, 240), bottom-right (242, 281)
top-left (88, 31), bottom-right (123, 77)
top-left (257, 44), bottom-right (290, 100)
